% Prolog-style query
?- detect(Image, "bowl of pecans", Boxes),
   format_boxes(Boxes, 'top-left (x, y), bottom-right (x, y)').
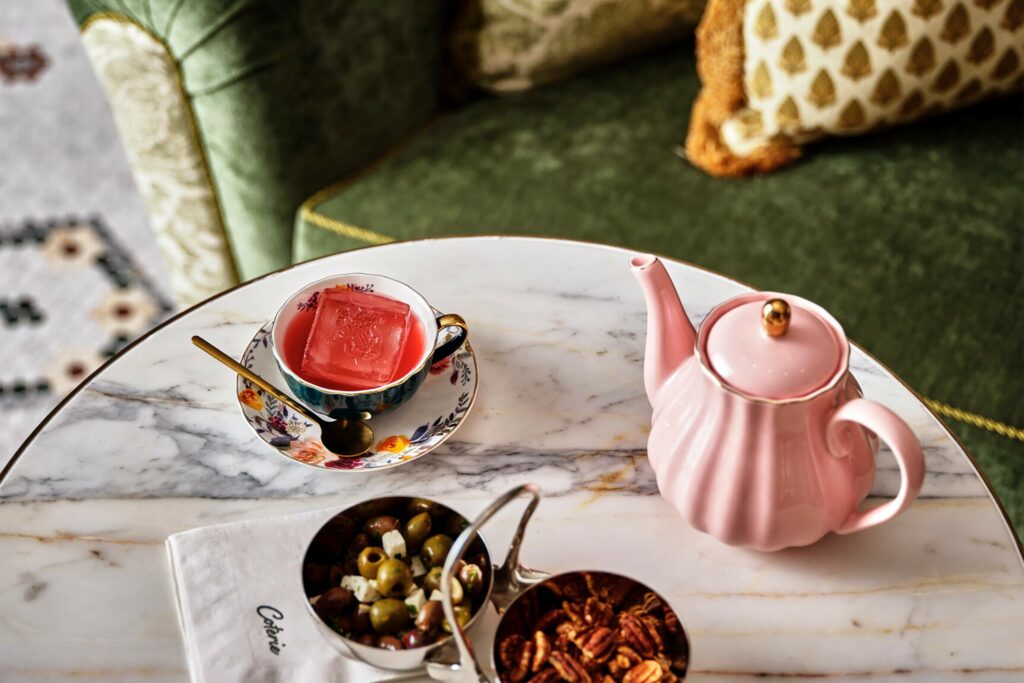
top-left (432, 485), bottom-right (690, 682)
top-left (490, 572), bottom-right (688, 682)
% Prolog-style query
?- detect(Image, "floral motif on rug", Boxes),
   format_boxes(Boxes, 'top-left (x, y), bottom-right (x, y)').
top-left (0, 216), bottom-right (173, 403)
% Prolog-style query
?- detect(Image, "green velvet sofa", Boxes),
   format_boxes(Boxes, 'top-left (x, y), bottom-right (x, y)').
top-left (68, 0), bottom-right (1023, 537)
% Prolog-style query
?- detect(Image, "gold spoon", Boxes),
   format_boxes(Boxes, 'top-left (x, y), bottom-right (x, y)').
top-left (191, 335), bottom-right (374, 458)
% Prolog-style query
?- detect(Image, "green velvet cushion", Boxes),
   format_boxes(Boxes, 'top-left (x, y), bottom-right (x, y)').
top-left (296, 44), bottom-right (1023, 534)
top-left (70, 0), bottom-right (451, 281)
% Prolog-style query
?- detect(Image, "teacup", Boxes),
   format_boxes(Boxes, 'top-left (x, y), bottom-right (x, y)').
top-left (271, 273), bottom-right (468, 418)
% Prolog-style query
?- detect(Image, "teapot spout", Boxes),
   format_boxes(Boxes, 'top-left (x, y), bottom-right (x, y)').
top-left (630, 254), bottom-right (696, 403)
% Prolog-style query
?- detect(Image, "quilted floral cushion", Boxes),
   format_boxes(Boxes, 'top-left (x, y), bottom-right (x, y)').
top-left (686, 0), bottom-right (1023, 175)
top-left (450, 0), bottom-right (705, 92)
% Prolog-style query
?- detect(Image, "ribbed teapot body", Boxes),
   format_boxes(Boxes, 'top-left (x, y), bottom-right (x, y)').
top-left (646, 360), bottom-right (877, 552)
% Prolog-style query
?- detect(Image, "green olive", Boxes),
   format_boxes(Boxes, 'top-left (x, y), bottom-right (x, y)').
top-left (422, 567), bottom-right (461, 602)
top-left (404, 512), bottom-right (433, 552)
top-left (369, 598), bottom-right (410, 634)
top-left (376, 558), bottom-right (413, 598)
top-left (448, 577), bottom-right (464, 605)
top-left (365, 515), bottom-right (400, 538)
top-left (423, 566), bottom-right (444, 594)
top-left (442, 605), bottom-right (472, 633)
top-left (407, 498), bottom-right (445, 517)
top-left (357, 547), bottom-right (387, 579)
top-left (421, 534), bottom-right (453, 568)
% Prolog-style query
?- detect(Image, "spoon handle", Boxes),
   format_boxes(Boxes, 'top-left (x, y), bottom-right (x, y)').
top-left (191, 335), bottom-right (315, 420)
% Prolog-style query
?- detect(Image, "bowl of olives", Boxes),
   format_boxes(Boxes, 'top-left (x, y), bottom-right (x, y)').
top-left (301, 495), bottom-right (494, 671)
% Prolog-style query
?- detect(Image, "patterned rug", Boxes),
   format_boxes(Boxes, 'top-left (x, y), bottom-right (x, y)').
top-left (0, 0), bottom-right (174, 465)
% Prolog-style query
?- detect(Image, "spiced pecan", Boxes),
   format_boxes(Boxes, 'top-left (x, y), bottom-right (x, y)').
top-left (578, 626), bottom-right (616, 663)
top-left (533, 630), bottom-right (552, 671)
top-left (548, 651), bottom-right (592, 683)
top-left (536, 608), bottom-right (569, 632)
top-left (554, 628), bottom-right (575, 654)
top-left (584, 573), bottom-right (635, 607)
top-left (618, 645), bottom-right (643, 665)
top-left (499, 634), bottom-right (535, 682)
top-left (584, 597), bottom-right (614, 627)
top-left (527, 670), bottom-right (561, 683)
top-left (563, 600), bottom-right (587, 626)
top-left (546, 574), bottom-right (589, 601)
top-left (495, 574), bottom-right (687, 683)
top-left (662, 607), bottom-right (683, 641)
top-left (630, 592), bottom-right (664, 617)
top-left (618, 613), bottom-right (661, 658)
top-left (622, 660), bottom-right (663, 683)
top-left (557, 620), bottom-right (581, 641)
top-left (608, 645), bottom-right (643, 677)
top-left (642, 615), bottom-right (665, 652)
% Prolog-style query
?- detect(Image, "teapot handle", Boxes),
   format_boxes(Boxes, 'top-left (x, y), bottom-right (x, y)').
top-left (428, 484), bottom-right (548, 683)
top-left (826, 399), bottom-right (925, 535)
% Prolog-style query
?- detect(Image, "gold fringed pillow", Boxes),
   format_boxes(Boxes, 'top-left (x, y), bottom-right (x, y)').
top-left (451, 0), bottom-right (706, 93)
top-left (686, 0), bottom-right (1024, 175)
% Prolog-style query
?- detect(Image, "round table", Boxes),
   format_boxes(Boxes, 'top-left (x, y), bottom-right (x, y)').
top-left (2, 237), bottom-right (1021, 682)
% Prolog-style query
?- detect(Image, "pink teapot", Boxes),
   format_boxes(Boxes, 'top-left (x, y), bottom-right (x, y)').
top-left (631, 255), bottom-right (924, 551)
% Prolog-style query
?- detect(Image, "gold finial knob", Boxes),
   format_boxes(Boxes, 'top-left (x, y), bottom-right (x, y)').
top-left (762, 298), bottom-right (791, 337)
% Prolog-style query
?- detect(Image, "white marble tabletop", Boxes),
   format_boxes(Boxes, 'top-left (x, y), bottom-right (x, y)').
top-left (1, 237), bottom-right (1021, 682)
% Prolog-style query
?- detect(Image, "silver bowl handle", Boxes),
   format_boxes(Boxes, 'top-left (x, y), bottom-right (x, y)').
top-left (429, 484), bottom-right (549, 682)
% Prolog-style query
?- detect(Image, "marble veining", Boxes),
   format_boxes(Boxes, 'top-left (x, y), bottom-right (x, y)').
top-left (0, 237), bottom-right (1020, 682)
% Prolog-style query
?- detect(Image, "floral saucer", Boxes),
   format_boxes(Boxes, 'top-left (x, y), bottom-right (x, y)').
top-left (236, 322), bottom-right (477, 471)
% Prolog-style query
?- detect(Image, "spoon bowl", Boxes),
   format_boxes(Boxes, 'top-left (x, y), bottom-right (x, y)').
top-left (191, 335), bottom-right (373, 457)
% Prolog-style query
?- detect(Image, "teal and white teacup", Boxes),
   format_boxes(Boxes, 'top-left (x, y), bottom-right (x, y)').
top-left (270, 273), bottom-right (468, 418)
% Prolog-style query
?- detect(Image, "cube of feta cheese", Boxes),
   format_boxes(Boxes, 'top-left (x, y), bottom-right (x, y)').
top-left (404, 588), bottom-right (426, 616)
top-left (410, 556), bottom-right (427, 577)
top-left (382, 529), bottom-right (407, 559)
top-left (340, 575), bottom-right (381, 603)
top-left (429, 589), bottom-right (445, 603)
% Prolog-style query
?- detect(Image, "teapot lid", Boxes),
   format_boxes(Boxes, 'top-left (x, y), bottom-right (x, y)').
top-left (703, 294), bottom-right (845, 400)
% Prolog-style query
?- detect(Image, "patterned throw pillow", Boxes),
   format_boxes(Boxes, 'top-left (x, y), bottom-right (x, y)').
top-left (450, 0), bottom-right (706, 92)
top-left (686, 0), bottom-right (1023, 175)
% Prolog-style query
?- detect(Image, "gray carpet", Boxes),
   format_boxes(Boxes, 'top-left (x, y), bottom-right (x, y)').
top-left (0, 0), bottom-right (173, 467)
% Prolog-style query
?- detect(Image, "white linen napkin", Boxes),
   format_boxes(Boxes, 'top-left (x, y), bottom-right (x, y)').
top-left (167, 507), bottom-right (498, 683)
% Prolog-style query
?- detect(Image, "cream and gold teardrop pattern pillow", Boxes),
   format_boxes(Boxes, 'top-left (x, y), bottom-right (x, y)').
top-left (687, 0), bottom-right (1023, 175)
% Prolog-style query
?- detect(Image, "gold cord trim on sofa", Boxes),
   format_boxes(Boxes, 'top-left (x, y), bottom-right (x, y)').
top-left (298, 116), bottom-right (451, 247)
top-left (80, 11), bottom-right (241, 291)
top-left (925, 400), bottom-right (1024, 443)
top-left (298, 206), bottom-right (394, 245)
